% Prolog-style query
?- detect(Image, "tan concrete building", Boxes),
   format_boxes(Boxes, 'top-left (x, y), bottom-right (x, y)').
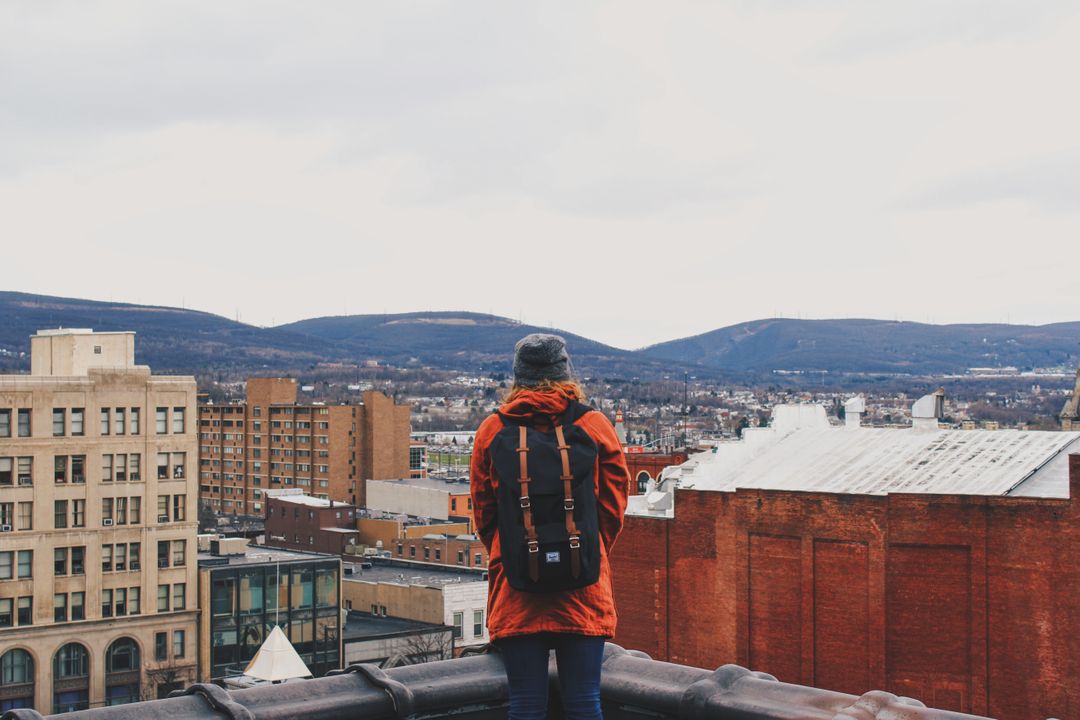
top-left (198, 379), bottom-right (411, 516)
top-left (0, 329), bottom-right (199, 713)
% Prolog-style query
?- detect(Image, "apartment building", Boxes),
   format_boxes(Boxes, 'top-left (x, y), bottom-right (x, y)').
top-left (198, 379), bottom-right (411, 516)
top-left (0, 329), bottom-right (198, 713)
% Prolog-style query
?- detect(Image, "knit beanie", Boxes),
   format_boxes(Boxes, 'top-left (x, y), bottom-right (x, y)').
top-left (513, 333), bottom-right (571, 387)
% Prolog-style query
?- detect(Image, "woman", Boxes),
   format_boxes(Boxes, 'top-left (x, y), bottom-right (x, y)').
top-left (470, 333), bottom-right (630, 720)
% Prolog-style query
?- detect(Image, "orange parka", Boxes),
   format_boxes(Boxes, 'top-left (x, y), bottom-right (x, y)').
top-left (469, 387), bottom-right (630, 641)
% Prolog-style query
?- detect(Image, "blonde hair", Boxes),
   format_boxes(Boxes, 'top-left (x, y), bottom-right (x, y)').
top-left (502, 378), bottom-right (587, 404)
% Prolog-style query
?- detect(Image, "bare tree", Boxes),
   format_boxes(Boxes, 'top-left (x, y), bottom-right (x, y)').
top-left (390, 631), bottom-right (452, 667)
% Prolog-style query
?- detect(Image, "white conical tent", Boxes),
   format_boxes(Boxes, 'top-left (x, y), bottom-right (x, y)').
top-left (243, 625), bottom-right (312, 682)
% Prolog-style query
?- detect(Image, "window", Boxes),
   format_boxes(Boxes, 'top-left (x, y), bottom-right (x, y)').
top-left (424, 546), bottom-right (430, 560)
top-left (71, 546), bottom-right (85, 575)
top-left (129, 453), bottom-right (141, 481)
top-left (70, 408), bottom-right (84, 436)
top-left (0, 503), bottom-right (10, 527)
top-left (102, 589), bottom-right (113, 617)
top-left (0, 409), bottom-right (8, 437)
top-left (71, 591), bottom-right (84, 620)
top-left (173, 407), bottom-right (185, 434)
top-left (172, 583), bottom-right (186, 610)
top-left (0, 553), bottom-right (10, 580)
top-left (114, 407), bottom-right (126, 435)
top-left (157, 453), bottom-right (169, 480)
top-left (173, 630), bottom-right (185, 658)
top-left (17, 596), bottom-right (31, 625)
top-left (157, 541), bottom-right (169, 569)
top-left (17, 501), bottom-right (32, 530)
top-left (102, 498), bottom-right (113, 525)
top-left (155, 632), bottom-right (167, 661)
top-left (102, 545), bottom-right (113, 572)
top-left (173, 494), bottom-right (186, 521)
top-left (130, 543), bottom-right (141, 570)
top-left (115, 543), bottom-right (127, 571)
top-left (54, 548), bottom-right (67, 576)
top-left (114, 453), bottom-right (127, 482)
top-left (172, 452), bottom-right (186, 478)
top-left (172, 540), bottom-right (186, 567)
top-left (475, 552), bottom-right (482, 566)
top-left (102, 454), bottom-right (113, 482)
top-left (16, 550), bottom-right (31, 579)
top-left (54, 593), bottom-right (68, 622)
top-left (52, 408), bottom-right (65, 436)
top-left (72, 499), bottom-right (85, 527)
top-left (157, 584), bottom-right (169, 612)
top-left (54, 455), bottom-right (68, 483)
top-left (452, 611), bottom-right (463, 639)
top-left (54, 500), bottom-right (68, 529)
top-left (130, 407), bottom-right (140, 435)
top-left (0, 599), bottom-right (12, 628)
top-left (129, 497), bottom-right (141, 524)
top-left (156, 408), bottom-right (167, 434)
top-left (17, 456), bottom-right (32, 486)
top-left (129, 587), bottom-right (140, 614)
top-left (100, 408), bottom-right (110, 435)
top-left (116, 497), bottom-right (127, 525)
top-left (71, 455), bottom-right (85, 483)
top-left (473, 609), bottom-right (484, 637)
top-left (409, 546), bottom-right (416, 558)
top-left (157, 495), bottom-right (168, 522)
top-left (0, 457), bottom-right (10, 486)
top-left (457, 550), bottom-right (465, 564)
top-left (17, 409), bottom-right (30, 437)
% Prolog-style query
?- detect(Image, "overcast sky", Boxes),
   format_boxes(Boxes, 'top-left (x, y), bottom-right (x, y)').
top-left (3, 1), bottom-right (1079, 349)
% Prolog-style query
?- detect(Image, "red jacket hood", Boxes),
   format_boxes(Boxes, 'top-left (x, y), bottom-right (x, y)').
top-left (498, 387), bottom-right (576, 420)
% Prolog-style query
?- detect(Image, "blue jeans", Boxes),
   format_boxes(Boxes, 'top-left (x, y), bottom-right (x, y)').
top-left (497, 633), bottom-right (606, 720)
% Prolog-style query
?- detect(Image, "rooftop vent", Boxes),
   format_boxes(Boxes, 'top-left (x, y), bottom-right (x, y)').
top-left (911, 388), bottom-right (945, 432)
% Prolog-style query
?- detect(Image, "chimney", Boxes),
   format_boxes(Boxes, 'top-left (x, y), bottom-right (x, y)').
top-left (843, 396), bottom-right (865, 429)
top-left (911, 388), bottom-right (945, 432)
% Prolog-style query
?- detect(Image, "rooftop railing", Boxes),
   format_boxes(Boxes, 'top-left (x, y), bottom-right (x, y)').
top-left (2, 643), bottom-right (999, 720)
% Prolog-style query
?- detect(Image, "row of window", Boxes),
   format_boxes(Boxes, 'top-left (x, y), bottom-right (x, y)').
top-left (451, 609), bottom-right (486, 639)
top-left (0, 637), bottom-right (185, 714)
top-left (0, 494), bottom-right (185, 532)
top-left (395, 544), bottom-right (484, 566)
top-left (0, 406), bottom-right (186, 439)
top-left (0, 539), bottom-right (186, 581)
top-left (0, 582), bottom-right (186, 628)
top-left (0, 452), bottom-right (187, 486)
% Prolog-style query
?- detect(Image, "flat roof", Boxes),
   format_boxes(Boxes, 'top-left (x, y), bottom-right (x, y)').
top-left (343, 612), bottom-right (448, 641)
top-left (198, 546), bottom-right (339, 567)
top-left (268, 493), bottom-right (355, 509)
top-left (343, 560), bottom-right (485, 587)
top-left (368, 477), bottom-right (471, 493)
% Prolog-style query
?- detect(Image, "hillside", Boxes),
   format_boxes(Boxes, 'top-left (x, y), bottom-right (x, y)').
top-left (639, 318), bottom-right (1080, 375)
top-left (0, 292), bottom-right (331, 373)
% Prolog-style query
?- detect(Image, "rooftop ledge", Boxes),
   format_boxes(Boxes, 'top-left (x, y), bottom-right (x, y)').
top-left (2, 643), bottom-right (1007, 720)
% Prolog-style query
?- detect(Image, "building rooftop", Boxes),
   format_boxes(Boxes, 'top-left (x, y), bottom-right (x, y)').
top-left (368, 476), bottom-right (471, 492)
top-left (342, 611), bottom-right (448, 641)
top-left (343, 559), bottom-right (485, 586)
top-left (267, 491), bottom-right (356, 509)
top-left (198, 545), bottom-right (338, 567)
top-left (11, 642), bottom-right (996, 720)
top-left (654, 403), bottom-right (1080, 502)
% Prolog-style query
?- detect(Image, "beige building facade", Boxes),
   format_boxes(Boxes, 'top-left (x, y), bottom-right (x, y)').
top-left (0, 329), bottom-right (199, 713)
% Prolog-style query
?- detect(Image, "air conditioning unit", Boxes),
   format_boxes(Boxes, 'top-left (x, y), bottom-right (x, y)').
top-left (17, 476), bottom-right (31, 486)
top-left (129, 561), bottom-right (141, 570)
top-left (158, 558), bottom-right (170, 568)
top-left (130, 473), bottom-right (141, 481)
top-left (103, 518), bottom-right (114, 526)
top-left (158, 515), bottom-right (169, 523)
top-left (0, 525), bottom-right (12, 532)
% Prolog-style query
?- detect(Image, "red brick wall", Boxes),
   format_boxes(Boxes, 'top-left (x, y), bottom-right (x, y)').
top-left (610, 456), bottom-right (1080, 719)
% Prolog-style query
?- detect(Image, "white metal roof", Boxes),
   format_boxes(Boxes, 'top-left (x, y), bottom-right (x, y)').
top-left (664, 405), bottom-right (1080, 498)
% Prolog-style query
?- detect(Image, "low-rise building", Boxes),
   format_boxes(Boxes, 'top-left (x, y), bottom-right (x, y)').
top-left (342, 611), bottom-right (452, 668)
top-left (263, 492), bottom-right (359, 555)
top-left (365, 477), bottom-right (473, 523)
top-left (341, 560), bottom-right (488, 653)
top-left (196, 542), bottom-right (341, 683)
top-left (391, 533), bottom-right (487, 569)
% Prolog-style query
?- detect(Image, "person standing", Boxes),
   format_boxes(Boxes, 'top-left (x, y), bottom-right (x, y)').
top-left (470, 334), bottom-right (630, 720)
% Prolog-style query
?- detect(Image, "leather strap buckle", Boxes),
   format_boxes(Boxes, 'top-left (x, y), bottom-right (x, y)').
top-left (527, 540), bottom-right (539, 553)
top-left (569, 536), bottom-right (580, 549)
top-left (563, 498), bottom-right (574, 511)
top-left (520, 497), bottom-right (531, 509)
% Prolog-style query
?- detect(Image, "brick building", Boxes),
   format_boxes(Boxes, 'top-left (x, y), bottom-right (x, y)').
top-left (391, 534), bottom-right (487, 569)
top-left (263, 493), bottom-right (359, 555)
top-left (609, 401), bottom-right (1080, 720)
top-left (198, 379), bottom-right (411, 516)
top-left (623, 448), bottom-right (691, 494)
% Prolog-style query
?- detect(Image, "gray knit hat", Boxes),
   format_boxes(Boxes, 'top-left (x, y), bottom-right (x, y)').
top-left (513, 333), bottom-right (571, 387)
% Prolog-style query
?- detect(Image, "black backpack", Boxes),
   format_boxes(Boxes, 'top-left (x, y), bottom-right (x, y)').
top-left (489, 400), bottom-right (602, 593)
